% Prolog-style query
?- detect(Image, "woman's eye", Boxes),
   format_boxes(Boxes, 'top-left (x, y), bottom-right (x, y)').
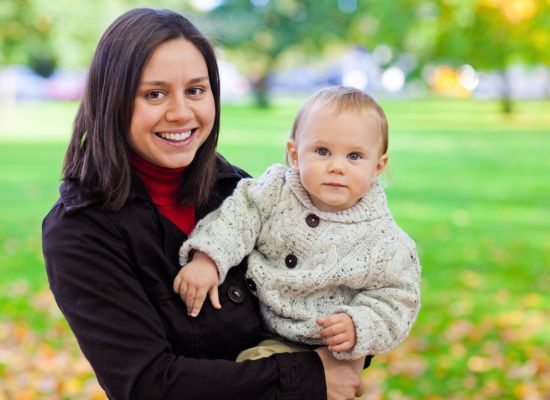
top-left (348, 152), bottom-right (362, 160)
top-left (316, 148), bottom-right (329, 156)
top-left (145, 90), bottom-right (165, 100)
top-left (187, 87), bottom-right (205, 96)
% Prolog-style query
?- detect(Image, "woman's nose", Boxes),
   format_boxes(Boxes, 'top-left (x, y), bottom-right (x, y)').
top-left (165, 94), bottom-right (193, 122)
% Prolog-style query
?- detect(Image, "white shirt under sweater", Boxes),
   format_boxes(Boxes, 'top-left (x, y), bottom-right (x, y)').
top-left (180, 164), bottom-right (421, 360)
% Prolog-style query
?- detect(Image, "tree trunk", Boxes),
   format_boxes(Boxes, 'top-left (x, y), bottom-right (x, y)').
top-left (251, 74), bottom-right (270, 108)
top-left (500, 69), bottom-right (513, 114)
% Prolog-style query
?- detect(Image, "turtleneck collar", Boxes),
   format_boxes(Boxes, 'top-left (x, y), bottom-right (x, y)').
top-left (129, 152), bottom-right (195, 234)
top-left (129, 153), bottom-right (187, 206)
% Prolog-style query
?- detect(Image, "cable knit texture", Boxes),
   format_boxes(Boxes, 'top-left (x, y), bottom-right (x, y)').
top-left (180, 164), bottom-right (421, 360)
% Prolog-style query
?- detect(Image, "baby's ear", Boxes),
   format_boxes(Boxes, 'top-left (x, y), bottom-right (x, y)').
top-left (376, 153), bottom-right (389, 176)
top-left (286, 139), bottom-right (299, 169)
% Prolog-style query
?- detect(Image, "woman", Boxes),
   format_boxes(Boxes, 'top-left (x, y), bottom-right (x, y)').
top-left (42, 8), bottom-right (363, 400)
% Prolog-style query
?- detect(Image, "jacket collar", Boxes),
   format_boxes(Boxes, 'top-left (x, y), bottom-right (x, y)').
top-left (60, 154), bottom-right (247, 214)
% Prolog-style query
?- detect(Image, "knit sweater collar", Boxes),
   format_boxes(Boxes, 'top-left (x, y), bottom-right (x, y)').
top-left (285, 167), bottom-right (390, 223)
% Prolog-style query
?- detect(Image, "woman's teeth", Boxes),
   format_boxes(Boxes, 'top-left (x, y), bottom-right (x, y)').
top-left (157, 131), bottom-right (192, 141)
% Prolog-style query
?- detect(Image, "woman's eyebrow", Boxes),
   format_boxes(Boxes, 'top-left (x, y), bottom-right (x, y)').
top-left (189, 76), bottom-right (209, 84)
top-left (140, 80), bottom-right (167, 86)
top-left (140, 76), bottom-right (209, 86)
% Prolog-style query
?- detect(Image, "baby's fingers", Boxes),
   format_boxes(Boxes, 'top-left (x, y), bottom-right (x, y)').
top-left (323, 332), bottom-right (350, 347)
top-left (208, 286), bottom-right (221, 310)
top-left (173, 271), bottom-right (184, 294)
top-left (325, 340), bottom-right (353, 353)
top-left (320, 322), bottom-right (346, 338)
top-left (187, 287), bottom-right (207, 317)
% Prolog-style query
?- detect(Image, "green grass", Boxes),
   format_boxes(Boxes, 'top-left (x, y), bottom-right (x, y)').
top-left (1, 98), bottom-right (549, 398)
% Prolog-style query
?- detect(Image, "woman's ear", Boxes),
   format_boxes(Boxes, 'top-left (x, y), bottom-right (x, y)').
top-left (376, 153), bottom-right (389, 176)
top-left (286, 139), bottom-right (299, 169)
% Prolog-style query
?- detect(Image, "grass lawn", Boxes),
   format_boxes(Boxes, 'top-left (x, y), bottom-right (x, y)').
top-left (0, 98), bottom-right (549, 398)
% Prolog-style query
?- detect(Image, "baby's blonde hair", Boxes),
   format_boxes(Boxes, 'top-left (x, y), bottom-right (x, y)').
top-left (289, 86), bottom-right (388, 160)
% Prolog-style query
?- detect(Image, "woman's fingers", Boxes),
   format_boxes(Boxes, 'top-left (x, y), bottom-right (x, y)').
top-left (355, 380), bottom-right (365, 398)
top-left (314, 347), bottom-right (362, 400)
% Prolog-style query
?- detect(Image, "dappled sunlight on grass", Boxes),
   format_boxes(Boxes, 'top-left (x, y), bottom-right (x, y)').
top-left (0, 291), bottom-right (106, 399)
top-left (360, 290), bottom-right (550, 399)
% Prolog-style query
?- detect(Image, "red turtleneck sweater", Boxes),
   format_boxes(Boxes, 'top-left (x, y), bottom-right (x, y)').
top-left (130, 154), bottom-right (195, 235)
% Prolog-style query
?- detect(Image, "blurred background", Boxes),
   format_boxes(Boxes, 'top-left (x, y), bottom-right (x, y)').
top-left (1, 0), bottom-right (549, 398)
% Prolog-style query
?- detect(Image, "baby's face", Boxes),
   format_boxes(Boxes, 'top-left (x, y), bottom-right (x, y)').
top-left (288, 105), bottom-right (387, 212)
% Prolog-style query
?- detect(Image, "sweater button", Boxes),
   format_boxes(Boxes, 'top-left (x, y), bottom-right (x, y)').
top-left (285, 254), bottom-right (298, 268)
top-left (246, 278), bottom-right (257, 292)
top-left (227, 286), bottom-right (245, 304)
top-left (305, 214), bottom-right (320, 227)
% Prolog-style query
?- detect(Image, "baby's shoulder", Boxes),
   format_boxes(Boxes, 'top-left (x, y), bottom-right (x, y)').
top-left (234, 164), bottom-right (289, 205)
top-left (259, 164), bottom-right (289, 183)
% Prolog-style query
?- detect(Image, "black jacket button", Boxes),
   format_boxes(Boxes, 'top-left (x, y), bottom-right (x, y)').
top-left (285, 254), bottom-right (298, 268)
top-left (246, 278), bottom-right (257, 292)
top-left (305, 214), bottom-right (320, 227)
top-left (227, 286), bottom-right (245, 304)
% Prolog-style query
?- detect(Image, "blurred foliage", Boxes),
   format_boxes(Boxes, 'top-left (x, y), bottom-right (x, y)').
top-left (200, 0), bottom-right (355, 106)
top-left (204, 0), bottom-right (550, 107)
top-left (2, 0), bottom-right (549, 106)
top-left (0, 0), bottom-right (196, 70)
top-left (392, 0), bottom-right (550, 112)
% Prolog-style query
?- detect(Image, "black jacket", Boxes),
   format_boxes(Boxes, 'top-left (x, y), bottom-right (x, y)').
top-left (42, 156), bottom-right (326, 399)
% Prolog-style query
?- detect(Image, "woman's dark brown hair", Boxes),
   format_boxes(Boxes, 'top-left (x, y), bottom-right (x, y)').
top-left (63, 8), bottom-right (221, 209)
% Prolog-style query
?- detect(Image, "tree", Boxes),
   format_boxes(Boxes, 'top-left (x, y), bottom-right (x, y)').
top-left (0, 0), bottom-right (56, 75)
top-left (357, 0), bottom-right (550, 112)
top-left (0, 0), bottom-right (195, 71)
top-left (202, 0), bottom-right (355, 106)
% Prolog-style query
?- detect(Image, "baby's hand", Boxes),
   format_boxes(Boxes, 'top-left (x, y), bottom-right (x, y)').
top-left (173, 251), bottom-right (221, 317)
top-left (316, 313), bottom-right (356, 352)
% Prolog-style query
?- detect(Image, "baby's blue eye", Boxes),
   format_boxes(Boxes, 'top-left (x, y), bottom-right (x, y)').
top-left (316, 148), bottom-right (329, 156)
top-left (348, 152), bottom-right (361, 160)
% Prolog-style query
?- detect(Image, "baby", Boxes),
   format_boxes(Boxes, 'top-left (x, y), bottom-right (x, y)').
top-left (174, 86), bottom-right (421, 362)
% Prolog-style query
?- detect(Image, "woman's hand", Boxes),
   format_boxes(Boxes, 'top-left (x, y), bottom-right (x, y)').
top-left (173, 250), bottom-right (221, 317)
top-left (314, 347), bottom-right (364, 400)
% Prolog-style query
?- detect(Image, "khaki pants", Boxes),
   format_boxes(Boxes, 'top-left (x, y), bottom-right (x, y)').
top-left (236, 338), bottom-right (311, 362)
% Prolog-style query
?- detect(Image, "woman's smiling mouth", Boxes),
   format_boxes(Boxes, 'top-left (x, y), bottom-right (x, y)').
top-left (155, 129), bottom-right (196, 143)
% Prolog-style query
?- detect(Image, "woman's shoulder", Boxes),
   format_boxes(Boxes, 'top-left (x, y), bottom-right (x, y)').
top-left (42, 180), bottom-right (124, 237)
top-left (214, 154), bottom-right (251, 181)
top-left (56, 179), bottom-right (103, 214)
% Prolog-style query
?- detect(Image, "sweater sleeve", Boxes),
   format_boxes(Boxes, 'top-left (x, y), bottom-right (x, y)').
top-left (179, 165), bottom-right (285, 283)
top-left (331, 236), bottom-right (421, 360)
top-left (42, 203), bottom-right (326, 400)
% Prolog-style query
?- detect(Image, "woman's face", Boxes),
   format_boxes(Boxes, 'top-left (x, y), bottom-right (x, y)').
top-left (129, 38), bottom-right (215, 169)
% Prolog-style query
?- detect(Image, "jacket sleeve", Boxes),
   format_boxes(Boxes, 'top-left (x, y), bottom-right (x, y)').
top-left (180, 165), bottom-right (285, 282)
top-left (331, 235), bottom-right (421, 360)
top-left (42, 204), bottom-right (326, 400)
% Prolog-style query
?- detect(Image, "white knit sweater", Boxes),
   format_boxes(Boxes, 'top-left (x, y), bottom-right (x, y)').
top-left (180, 164), bottom-right (421, 360)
